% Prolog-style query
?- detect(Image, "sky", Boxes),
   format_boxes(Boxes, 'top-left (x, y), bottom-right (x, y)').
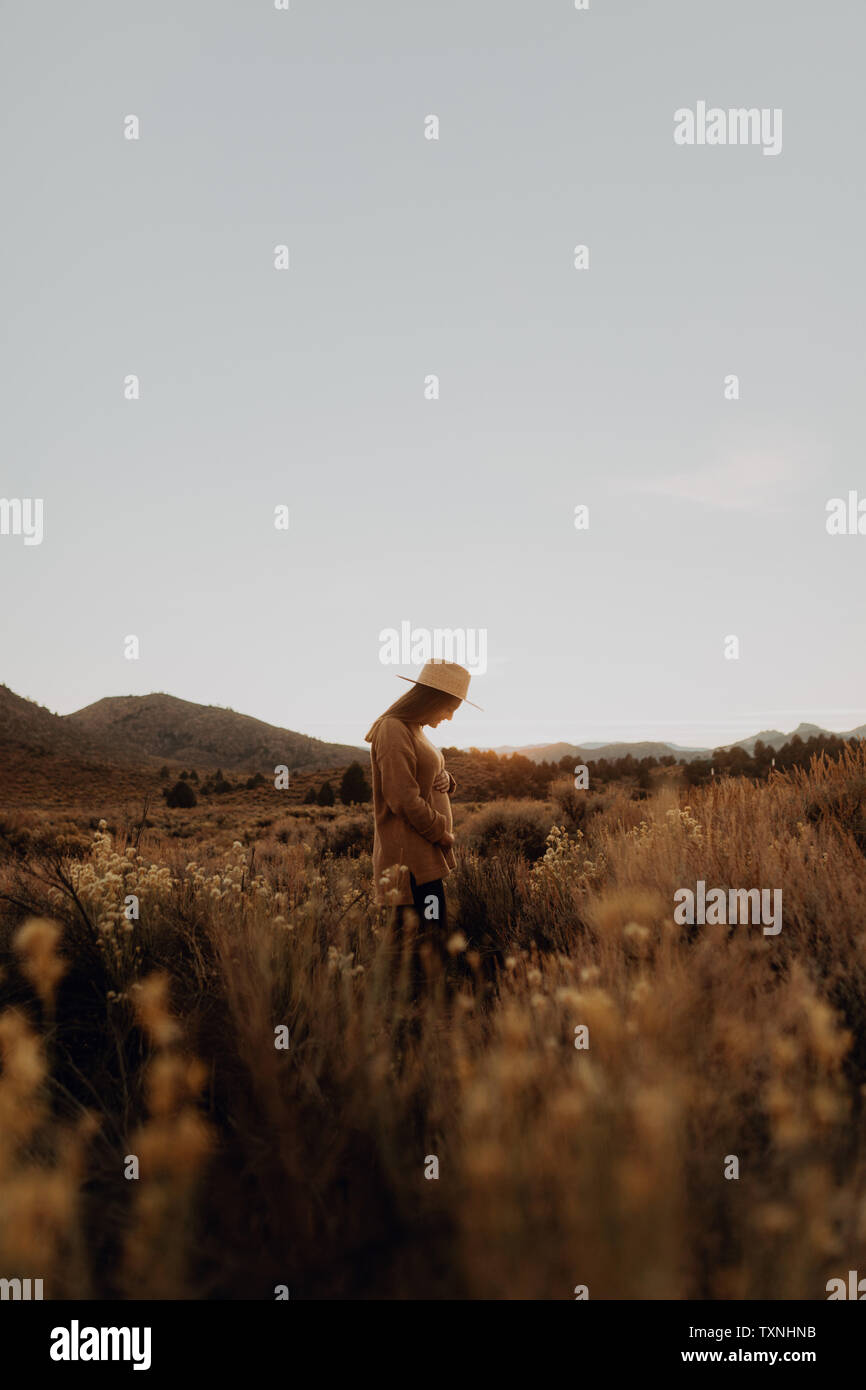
top-left (2, 0), bottom-right (865, 752)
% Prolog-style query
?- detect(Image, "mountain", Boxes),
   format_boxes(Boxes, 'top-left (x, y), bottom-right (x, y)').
top-left (577, 741), bottom-right (701, 762)
top-left (491, 742), bottom-right (588, 762)
top-left (65, 693), bottom-right (364, 773)
top-left (494, 741), bottom-right (701, 755)
top-left (729, 727), bottom-right (798, 755)
top-left (489, 723), bottom-right (866, 764)
top-left (490, 740), bottom-right (706, 764)
top-left (728, 722), bottom-right (866, 755)
top-left (0, 685), bottom-right (135, 763)
top-left (0, 684), bottom-right (160, 805)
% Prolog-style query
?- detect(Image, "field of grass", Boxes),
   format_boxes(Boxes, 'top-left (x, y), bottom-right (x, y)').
top-left (2, 747), bottom-right (866, 1299)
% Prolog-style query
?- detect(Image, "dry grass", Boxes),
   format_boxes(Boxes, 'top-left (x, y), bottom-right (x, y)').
top-left (1, 747), bottom-right (866, 1299)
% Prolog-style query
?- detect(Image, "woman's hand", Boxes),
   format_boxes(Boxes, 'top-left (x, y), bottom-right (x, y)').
top-left (438, 830), bottom-right (455, 850)
top-left (433, 770), bottom-right (450, 793)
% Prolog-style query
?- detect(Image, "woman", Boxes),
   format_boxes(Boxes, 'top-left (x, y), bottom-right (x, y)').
top-left (364, 659), bottom-right (481, 931)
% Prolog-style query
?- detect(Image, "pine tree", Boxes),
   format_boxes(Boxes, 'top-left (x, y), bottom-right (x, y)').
top-left (165, 780), bottom-right (197, 809)
top-left (316, 780), bottom-right (335, 807)
top-left (339, 761), bottom-right (370, 804)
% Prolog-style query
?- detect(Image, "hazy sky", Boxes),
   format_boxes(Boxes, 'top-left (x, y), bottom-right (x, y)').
top-left (2, 0), bottom-right (865, 752)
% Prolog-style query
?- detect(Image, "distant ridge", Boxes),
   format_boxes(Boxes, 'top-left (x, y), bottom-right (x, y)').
top-left (488, 722), bottom-right (866, 765)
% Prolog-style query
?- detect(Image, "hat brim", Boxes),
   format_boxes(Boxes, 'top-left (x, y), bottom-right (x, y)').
top-left (395, 674), bottom-right (483, 711)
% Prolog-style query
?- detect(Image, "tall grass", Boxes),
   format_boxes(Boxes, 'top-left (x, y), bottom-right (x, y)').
top-left (1, 747), bottom-right (866, 1298)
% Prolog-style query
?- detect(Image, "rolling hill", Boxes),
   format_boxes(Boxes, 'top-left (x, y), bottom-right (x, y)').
top-left (0, 685), bottom-right (135, 763)
top-left (64, 693), bottom-right (364, 773)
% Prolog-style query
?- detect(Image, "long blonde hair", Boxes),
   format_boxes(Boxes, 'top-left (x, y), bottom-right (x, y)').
top-left (365, 684), bottom-right (461, 743)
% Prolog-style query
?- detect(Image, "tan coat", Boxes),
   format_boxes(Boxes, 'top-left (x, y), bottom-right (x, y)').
top-left (369, 716), bottom-right (456, 906)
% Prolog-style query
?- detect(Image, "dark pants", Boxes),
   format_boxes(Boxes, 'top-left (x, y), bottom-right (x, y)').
top-left (393, 876), bottom-right (448, 986)
top-left (396, 875), bottom-right (447, 933)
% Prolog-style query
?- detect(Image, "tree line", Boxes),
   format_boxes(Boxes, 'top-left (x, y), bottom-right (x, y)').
top-left (159, 733), bottom-right (863, 810)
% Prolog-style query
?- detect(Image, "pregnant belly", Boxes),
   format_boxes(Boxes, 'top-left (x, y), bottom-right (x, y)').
top-left (429, 788), bottom-right (453, 833)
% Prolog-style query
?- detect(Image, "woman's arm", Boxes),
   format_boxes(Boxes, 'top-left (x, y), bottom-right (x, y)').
top-left (375, 719), bottom-right (448, 843)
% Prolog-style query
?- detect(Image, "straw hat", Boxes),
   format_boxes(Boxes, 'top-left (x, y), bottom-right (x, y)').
top-left (396, 659), bottom-right (483, 710)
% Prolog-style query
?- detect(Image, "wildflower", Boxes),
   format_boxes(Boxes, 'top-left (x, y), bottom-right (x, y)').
top-left (130, 974), bottom-right (181, 1048)
top-left (623, 921), bottom-right (650, 943)
top-left (554, 987), bottom-right (582, 1007)
top-left (13, 918), bottom-right (66, 1011)
top-left (753, 1203), bottom-right (796, 1235)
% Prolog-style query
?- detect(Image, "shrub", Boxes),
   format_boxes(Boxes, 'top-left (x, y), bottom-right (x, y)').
top-left (549, 775), bottom-right (594, 830)
top-left (165, 780), bottom-right (197, 809)
top-left (459, 799), bottom-right (553, 862)
top-left (322, 813), bottom-right (373, 858)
